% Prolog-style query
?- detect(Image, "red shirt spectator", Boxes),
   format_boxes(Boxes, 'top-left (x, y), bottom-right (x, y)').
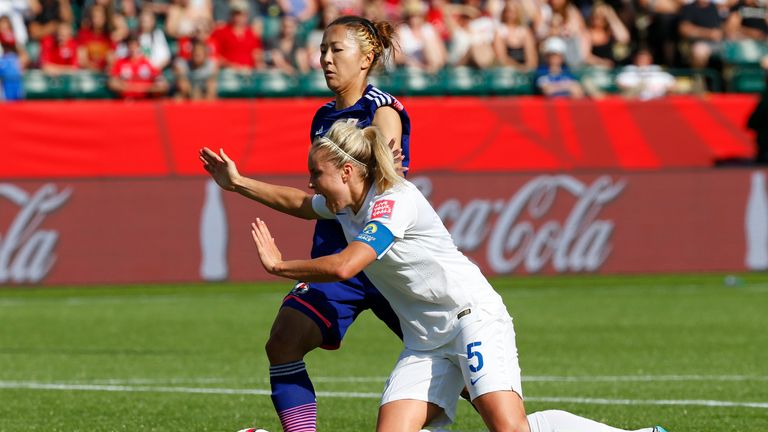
top-left (108, 36), bottom-right (168, 98)
top-left (78, 28), bottom-right (114, 71)
top-left (177, 35), bottom-right (217, 61)
top-left (209, 5), bottom-right (263, 70)
top-left (40, 22), bottom-right (79, 71)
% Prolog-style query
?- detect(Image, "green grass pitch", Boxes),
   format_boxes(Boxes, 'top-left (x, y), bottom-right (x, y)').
top-left (0, 273), bottom-right (766, 432)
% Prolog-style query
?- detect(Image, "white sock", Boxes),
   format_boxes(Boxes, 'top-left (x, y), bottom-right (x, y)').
top-left (526, 410), bottom-right (655, 432)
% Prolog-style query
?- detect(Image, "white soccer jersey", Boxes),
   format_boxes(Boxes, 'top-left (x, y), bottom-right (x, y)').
top-left (312, 180), bottom-right (507, 351)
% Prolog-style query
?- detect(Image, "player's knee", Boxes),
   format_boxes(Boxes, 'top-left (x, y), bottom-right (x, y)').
top-left (484, 410), bottom-right (529, 432)
top-left (265, 329), bottom-right (302, 364)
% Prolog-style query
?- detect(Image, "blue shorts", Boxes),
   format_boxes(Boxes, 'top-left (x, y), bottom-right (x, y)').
top-left (281, 219), bottom-right (403, 349)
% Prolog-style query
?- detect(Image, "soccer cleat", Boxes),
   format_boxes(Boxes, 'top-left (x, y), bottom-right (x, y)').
top-left (236, 429), bottom-right (269, 432)
top-left (654, 427), bottom-right (669, 432)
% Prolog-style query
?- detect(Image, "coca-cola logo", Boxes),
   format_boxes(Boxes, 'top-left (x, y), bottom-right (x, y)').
top-left (412, 175), bottom-right (625, 274)
top-left (0, 184), bottom-right (71, 283)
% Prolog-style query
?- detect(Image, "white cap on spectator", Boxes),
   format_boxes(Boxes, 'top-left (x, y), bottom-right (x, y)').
top-left (542, 37), bottom-right (567, 55)
top-left (230, 0), bottom-right (249, 12)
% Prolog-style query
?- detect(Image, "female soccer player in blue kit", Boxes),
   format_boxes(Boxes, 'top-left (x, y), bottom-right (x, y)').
top-left (201, 15), bottom-right (409, 432)
top-left (201, 121), bottom-right (669, 432)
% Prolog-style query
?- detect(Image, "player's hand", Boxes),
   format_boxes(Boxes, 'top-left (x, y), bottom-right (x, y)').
top-left (251, 219), bottom-right (283, 275)
top-left (388, 138), bottom-right (408, 176)
top-left (199, 147), bottom-right (241, 191)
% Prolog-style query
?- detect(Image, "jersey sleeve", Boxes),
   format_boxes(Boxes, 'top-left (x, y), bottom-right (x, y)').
top-left (311, 194), bottom-right (336, 219)
top-left (367, 188), bottom-right (415, 239)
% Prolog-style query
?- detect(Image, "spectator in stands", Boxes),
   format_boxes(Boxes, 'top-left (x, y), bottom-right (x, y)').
top-left (266, 15), bottom-right (309, 74)
top-left (535, 0), bottom-right (589, 68)
top-left (116, 8), bottom-right (171, 70)
top-left (535, 36), bottom-right (584, 97)
top-left (679, 0), bottom-right (724, 68)
top-left (493, 1), bottom-right (538, 71)
top-left (396, 0), bottom-right (447, 73)
top-left (117, 0), bottom-right (141, 33)
top-left (443, 3), bottom-right (496, 69)
top-left (174, 38), bottom-right (218, 100)
top-left (0, 0), bottom-right (31, 46)
top-left (0, 14), bottom-right (27, 101)
top-left (78, 4), bottom-right (117, 71)
top-left (616, 48), bottom-right (676, 99)
top-left (27, 0), bottom-right (73, 41)
top-left (725, 0), bottom-right (768, 40)
top-left (176, 19), bottom-right (218, 64)
top-left (40, 20), bottom-right (79, 74)
top-left (166, 0), bottom-right (213, 39)
top-left (210, 0), bottom-right (265, 71)
top-left (108, 33), bottom-right (169, 98)
top-left (637, 0), bottom-right (683, 67)
top-left (584, 4), bottom-right (630, 67)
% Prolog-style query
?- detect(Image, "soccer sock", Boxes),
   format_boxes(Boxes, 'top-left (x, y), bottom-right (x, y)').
top-left (270, 361), bottom-right (317, 432)
top-left (527, 410), bottom-right (656, 432)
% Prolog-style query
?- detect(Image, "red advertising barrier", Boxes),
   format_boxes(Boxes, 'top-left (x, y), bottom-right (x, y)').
top-left (1, 169), bottom-right (766, 285)
top-left (0, 95), bottom-right (759, 178)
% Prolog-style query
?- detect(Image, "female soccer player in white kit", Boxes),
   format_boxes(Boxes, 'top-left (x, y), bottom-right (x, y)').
top-left (200, 122), bottom-right (668, 432)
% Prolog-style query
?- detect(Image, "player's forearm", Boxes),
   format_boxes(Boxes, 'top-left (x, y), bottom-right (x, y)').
top-left (270, 255), bottom-right (349, 282)
top-left (232, 176), bottom-right (315, 219)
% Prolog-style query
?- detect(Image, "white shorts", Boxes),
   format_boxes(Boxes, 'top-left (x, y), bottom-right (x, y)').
top-left (380, 309), bottom-right (523, 427)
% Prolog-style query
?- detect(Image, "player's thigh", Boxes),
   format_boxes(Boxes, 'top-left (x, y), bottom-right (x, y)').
top-left (265, 307), bottom-right (323, 363)
top-left (457, 314), bottom-right (523, 401)
top-left (472, 390), bottom-right (529, 432)
top-left (382, 349), bottom-right (465, 428)
top-left (377, 400), bottom-right (444, 432)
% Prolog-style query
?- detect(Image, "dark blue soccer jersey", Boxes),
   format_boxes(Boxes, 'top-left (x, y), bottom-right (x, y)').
top-left (308, 85), bottom-right (411, 260)
top-left (309, 84), bottom-right (411, 172)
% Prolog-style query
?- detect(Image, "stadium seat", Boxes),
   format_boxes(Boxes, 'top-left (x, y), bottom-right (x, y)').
top-left (484, 67), bottom-right (534, 95)
top-left (253, 70), bottom-right (300, 97)
top-left (71, 72), bottom-right (113, 99)
top-left (299, 70), bottom-right (333, 97)
top-left (730, 67), bottom-right (766, 93)
top-left (23, 70), bottom-right (71, 99)
top-left (217, 69), bottom-right (254, 98)
top-left (577, 67), bottom-right (618, 94)
top-left (390, 67), bottom-right (443, 96)
top-left (440, 66), bottom-right (488, 96)
top-left (722, 40), bottom-right (768, 66)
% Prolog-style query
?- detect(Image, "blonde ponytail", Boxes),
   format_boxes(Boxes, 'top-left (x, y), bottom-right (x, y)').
top-left (312, 120), bottom-right (403, 193)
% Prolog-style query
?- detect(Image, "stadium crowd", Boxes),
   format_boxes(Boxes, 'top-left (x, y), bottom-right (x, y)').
top-left (0, 0), bottom-right (767, 100)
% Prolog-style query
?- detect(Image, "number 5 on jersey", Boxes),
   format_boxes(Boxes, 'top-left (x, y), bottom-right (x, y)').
top-left (466, 341), bottom-right (484, 372)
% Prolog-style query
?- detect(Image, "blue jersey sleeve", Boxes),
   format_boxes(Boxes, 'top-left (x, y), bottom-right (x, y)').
top-left (353, 221), bottom-right (395, 259)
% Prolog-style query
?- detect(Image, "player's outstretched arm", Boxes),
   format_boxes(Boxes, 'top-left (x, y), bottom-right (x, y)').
top-left (199, 147), bottom-right (318, 220)
top-left (251, 218), bottom-right (376, 281)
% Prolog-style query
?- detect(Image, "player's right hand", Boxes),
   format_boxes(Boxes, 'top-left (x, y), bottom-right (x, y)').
top-left (199, 147), bottom-right (242, 191)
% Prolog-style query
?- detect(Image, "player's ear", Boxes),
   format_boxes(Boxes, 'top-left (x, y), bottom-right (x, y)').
top-left (361, 51), bottom-right (374, 70)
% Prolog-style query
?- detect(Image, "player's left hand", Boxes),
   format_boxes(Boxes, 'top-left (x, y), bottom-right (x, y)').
top-left (389, 138), bottom-right (408, 176)
top-left (251, 218), bottom-right (283, 275)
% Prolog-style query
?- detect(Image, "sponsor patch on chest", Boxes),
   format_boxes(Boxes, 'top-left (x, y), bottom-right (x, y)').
top-left (371, 199), bottom-right (395, 219)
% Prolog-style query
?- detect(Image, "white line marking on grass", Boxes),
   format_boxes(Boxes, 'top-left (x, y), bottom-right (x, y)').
top-left (64, 374), bottom-right (768, 385)
top-left (1, 381), bottom-right (767, 409)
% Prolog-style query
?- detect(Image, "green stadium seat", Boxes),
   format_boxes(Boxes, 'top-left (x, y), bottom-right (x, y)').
top-left (577, 67), bottom-right (618, 94)
top-left (484, 67), bottom-right (534, 95)
top-left (23, 70), bottom-right (71, 99)
top-left (71, 72), bottom-right (113, 99)
top-left (440, 66), bottom-right (488, 96)
top-left (253, 70), bottom-right (300, 97)
top-left (217, 69), bottom-right (253, 98)
top-left (722, 40), bottom-right (768, 66)
top-left (391, 67), bottom-right (443, 96)
top-left (299, 70), bottom-right (333, 97)
top-left (730, 67), bottom-right (766, 93)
